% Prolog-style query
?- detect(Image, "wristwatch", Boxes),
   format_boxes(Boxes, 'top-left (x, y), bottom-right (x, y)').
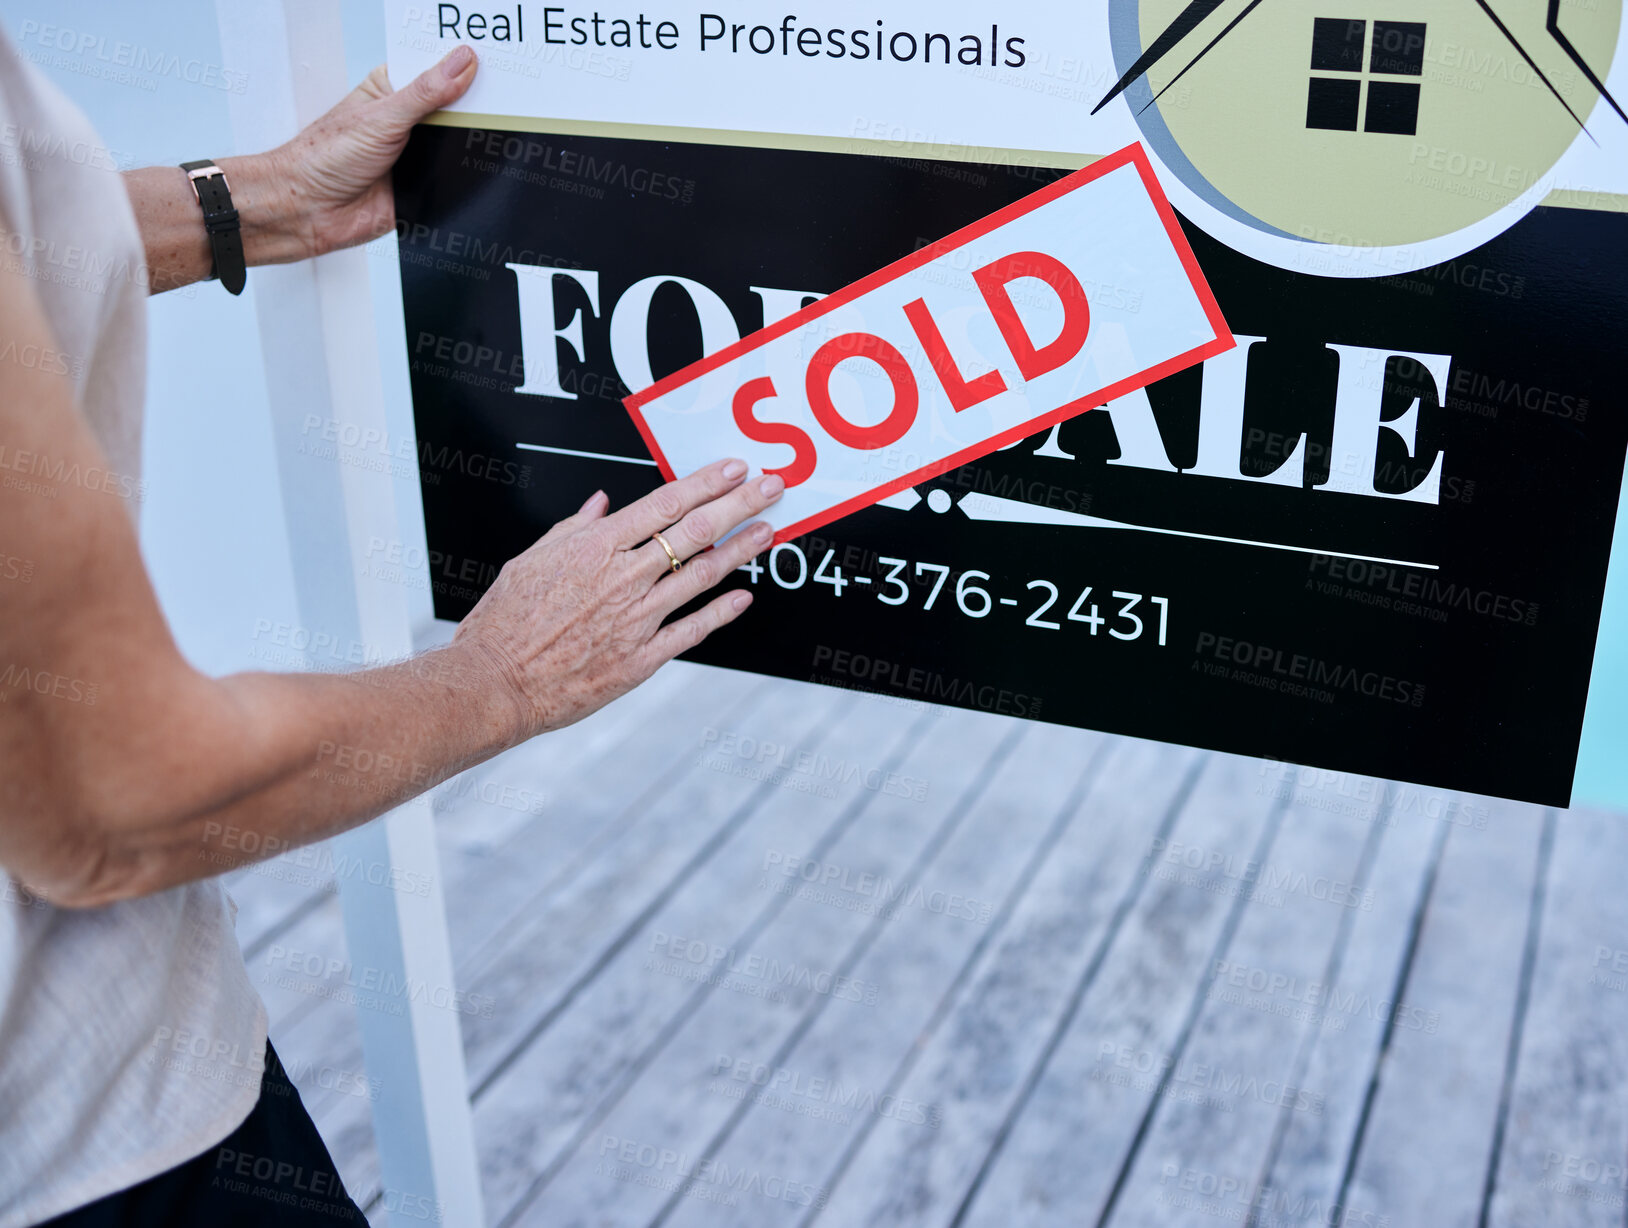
top-left (179, 160), bottom-right (246, 295)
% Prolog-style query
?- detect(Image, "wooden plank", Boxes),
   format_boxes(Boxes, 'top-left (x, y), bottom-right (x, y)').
top-left (247, 664), bottom-right (760, 1043)
top-left (472, 695), bottom-right (965, 1224)
top-left (1100, 766), bottom-right (1388, 1227)
top-left (500, 720), bottom-right (1109, 1227)
top-left (255, 694), bottom-right (1593, 1228)
top-left (335, 680), bottom-right (879, 1205)
top-left (659, 735), bottom-right (1198, 1228)
top-left (433, 660), bottom-right (712, 859)
top-left (1249, 783), bottom-right (1461, 1228)
top-left (432, 663), bottom-right (764, 969)
top-left (1486, 806), bottom-right (1628, 1228)
top-left (224, 863), bottom-right (333, 963)
top-left (225, 663), bottom-right (710, 960)
top-left (253, 893), bottom-right (348, 1036)
top-left (911, 752), bottom-right (1283, 1228)
top-left (1335, 796), bottom-right (1547, 1228)
top-left (455, 684), bottom-right (859, 1092)
top-left (246, 663), bottom-right (763, 1208)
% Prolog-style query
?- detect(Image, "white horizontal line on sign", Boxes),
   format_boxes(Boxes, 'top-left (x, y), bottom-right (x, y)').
top-left (956, 493), bottom-right (1440, 571)
top-left (516, 443), bottom-right (659, 466)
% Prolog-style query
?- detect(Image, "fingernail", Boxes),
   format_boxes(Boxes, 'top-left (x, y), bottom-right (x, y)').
top-left (442, 44), bottom-right (474, 78)
top-left (722, 459), bottom-right (747, 481)
top-left (751, 522), bottom-right (773, 544)
top-left (579, 489), bottom-right (604, 514)
top-left (760, 474), bottom-right (785, 498)
top-left (732, 591), bottom-right (753, 612)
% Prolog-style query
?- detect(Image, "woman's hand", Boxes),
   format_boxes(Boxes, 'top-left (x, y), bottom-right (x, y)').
top-left (125, 47), bottom-right (480, 286)
top-left (456, 459), bottom-right (785, 739)
top-left (256, 46), bottom-right (481, 263)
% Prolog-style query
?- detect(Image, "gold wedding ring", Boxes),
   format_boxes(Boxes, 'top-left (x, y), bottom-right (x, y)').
top-left (652, 530), bottom-right (682, 574)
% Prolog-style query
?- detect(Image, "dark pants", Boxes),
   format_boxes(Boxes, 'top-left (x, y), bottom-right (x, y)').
top-left (44, 1042), bottom-right (366, 1226)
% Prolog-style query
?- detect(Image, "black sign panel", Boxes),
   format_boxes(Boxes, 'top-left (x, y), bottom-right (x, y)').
top-left (393, 124), bottom-right (1626, 806)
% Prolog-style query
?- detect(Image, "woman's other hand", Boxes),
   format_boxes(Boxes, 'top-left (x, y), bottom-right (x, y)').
top-left (262, 45), bottom-right (480, 261)
top-left (457, 460), bottom-right (786, 738)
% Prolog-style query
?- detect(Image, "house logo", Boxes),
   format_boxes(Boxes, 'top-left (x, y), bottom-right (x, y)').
top-left (1306, 18), bottom-right (1425, 134)
top-left (1101, 1), bottom-right (1623, 272)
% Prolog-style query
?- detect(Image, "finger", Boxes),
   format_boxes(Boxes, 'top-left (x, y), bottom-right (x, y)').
top-left (598, 458), bottom-right (748, 547)
top-left (536, 489), bottom-right (607, 546)
top-left (633, 472), bottom-right (783, 577)
top-left (351, 64), bottom-right (394, 105)
top-left (644, 520), bottom-right (773, 615)
top-left (643, 589), bottom-right (754, 668)
top-left (375, 46), bottom-right (477, 136)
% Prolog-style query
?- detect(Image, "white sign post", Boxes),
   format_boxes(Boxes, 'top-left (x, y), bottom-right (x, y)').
top-left (213, 2), bottom-right (483, 1222)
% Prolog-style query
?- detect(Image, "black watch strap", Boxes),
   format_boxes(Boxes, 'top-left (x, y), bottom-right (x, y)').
top-left (179, 160), bottom-right (246, 295)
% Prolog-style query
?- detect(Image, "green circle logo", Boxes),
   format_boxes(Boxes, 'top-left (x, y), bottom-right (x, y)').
top-left (1109, 1), bottom-right (1620, 248)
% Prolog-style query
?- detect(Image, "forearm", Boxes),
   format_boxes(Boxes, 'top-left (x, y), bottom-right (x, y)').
top-left (0, 177), bottom-right (557, 909)
top-left (39, 636), bottom-right (527, 906)
top-left (122, 151), bottom-right (310, 294)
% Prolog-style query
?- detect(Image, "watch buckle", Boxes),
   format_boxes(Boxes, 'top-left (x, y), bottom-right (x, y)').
top-left (185, 163), bottom-right (229, 202)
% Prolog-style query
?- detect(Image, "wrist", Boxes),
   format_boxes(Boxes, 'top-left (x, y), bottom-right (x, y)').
top-left (214, 150), bottom-right (314, 266)
top-left (444, 631), bottom-right (538, 749)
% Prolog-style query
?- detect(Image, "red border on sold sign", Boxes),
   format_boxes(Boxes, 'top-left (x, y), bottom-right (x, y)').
top-left (623, 141), bottom-right (1235, 546)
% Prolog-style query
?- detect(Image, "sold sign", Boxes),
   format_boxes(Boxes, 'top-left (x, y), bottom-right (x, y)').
top-left (624, 143), bottom-right (1233, 543)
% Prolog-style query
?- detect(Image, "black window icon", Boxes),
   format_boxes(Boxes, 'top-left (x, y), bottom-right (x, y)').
top-left (1307, 18), bottom-right (1424, 135)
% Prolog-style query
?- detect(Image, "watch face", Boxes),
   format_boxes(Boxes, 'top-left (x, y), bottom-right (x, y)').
top-left (1108, 0), bottom-right (1622, 273)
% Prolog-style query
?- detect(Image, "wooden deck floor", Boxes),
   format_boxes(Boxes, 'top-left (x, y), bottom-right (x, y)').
top-left (224, 663), bottom-right (1627, 1228)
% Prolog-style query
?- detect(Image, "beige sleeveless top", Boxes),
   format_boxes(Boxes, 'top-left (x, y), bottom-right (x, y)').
top-left (0, 35), bottom-right (267, 1227)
